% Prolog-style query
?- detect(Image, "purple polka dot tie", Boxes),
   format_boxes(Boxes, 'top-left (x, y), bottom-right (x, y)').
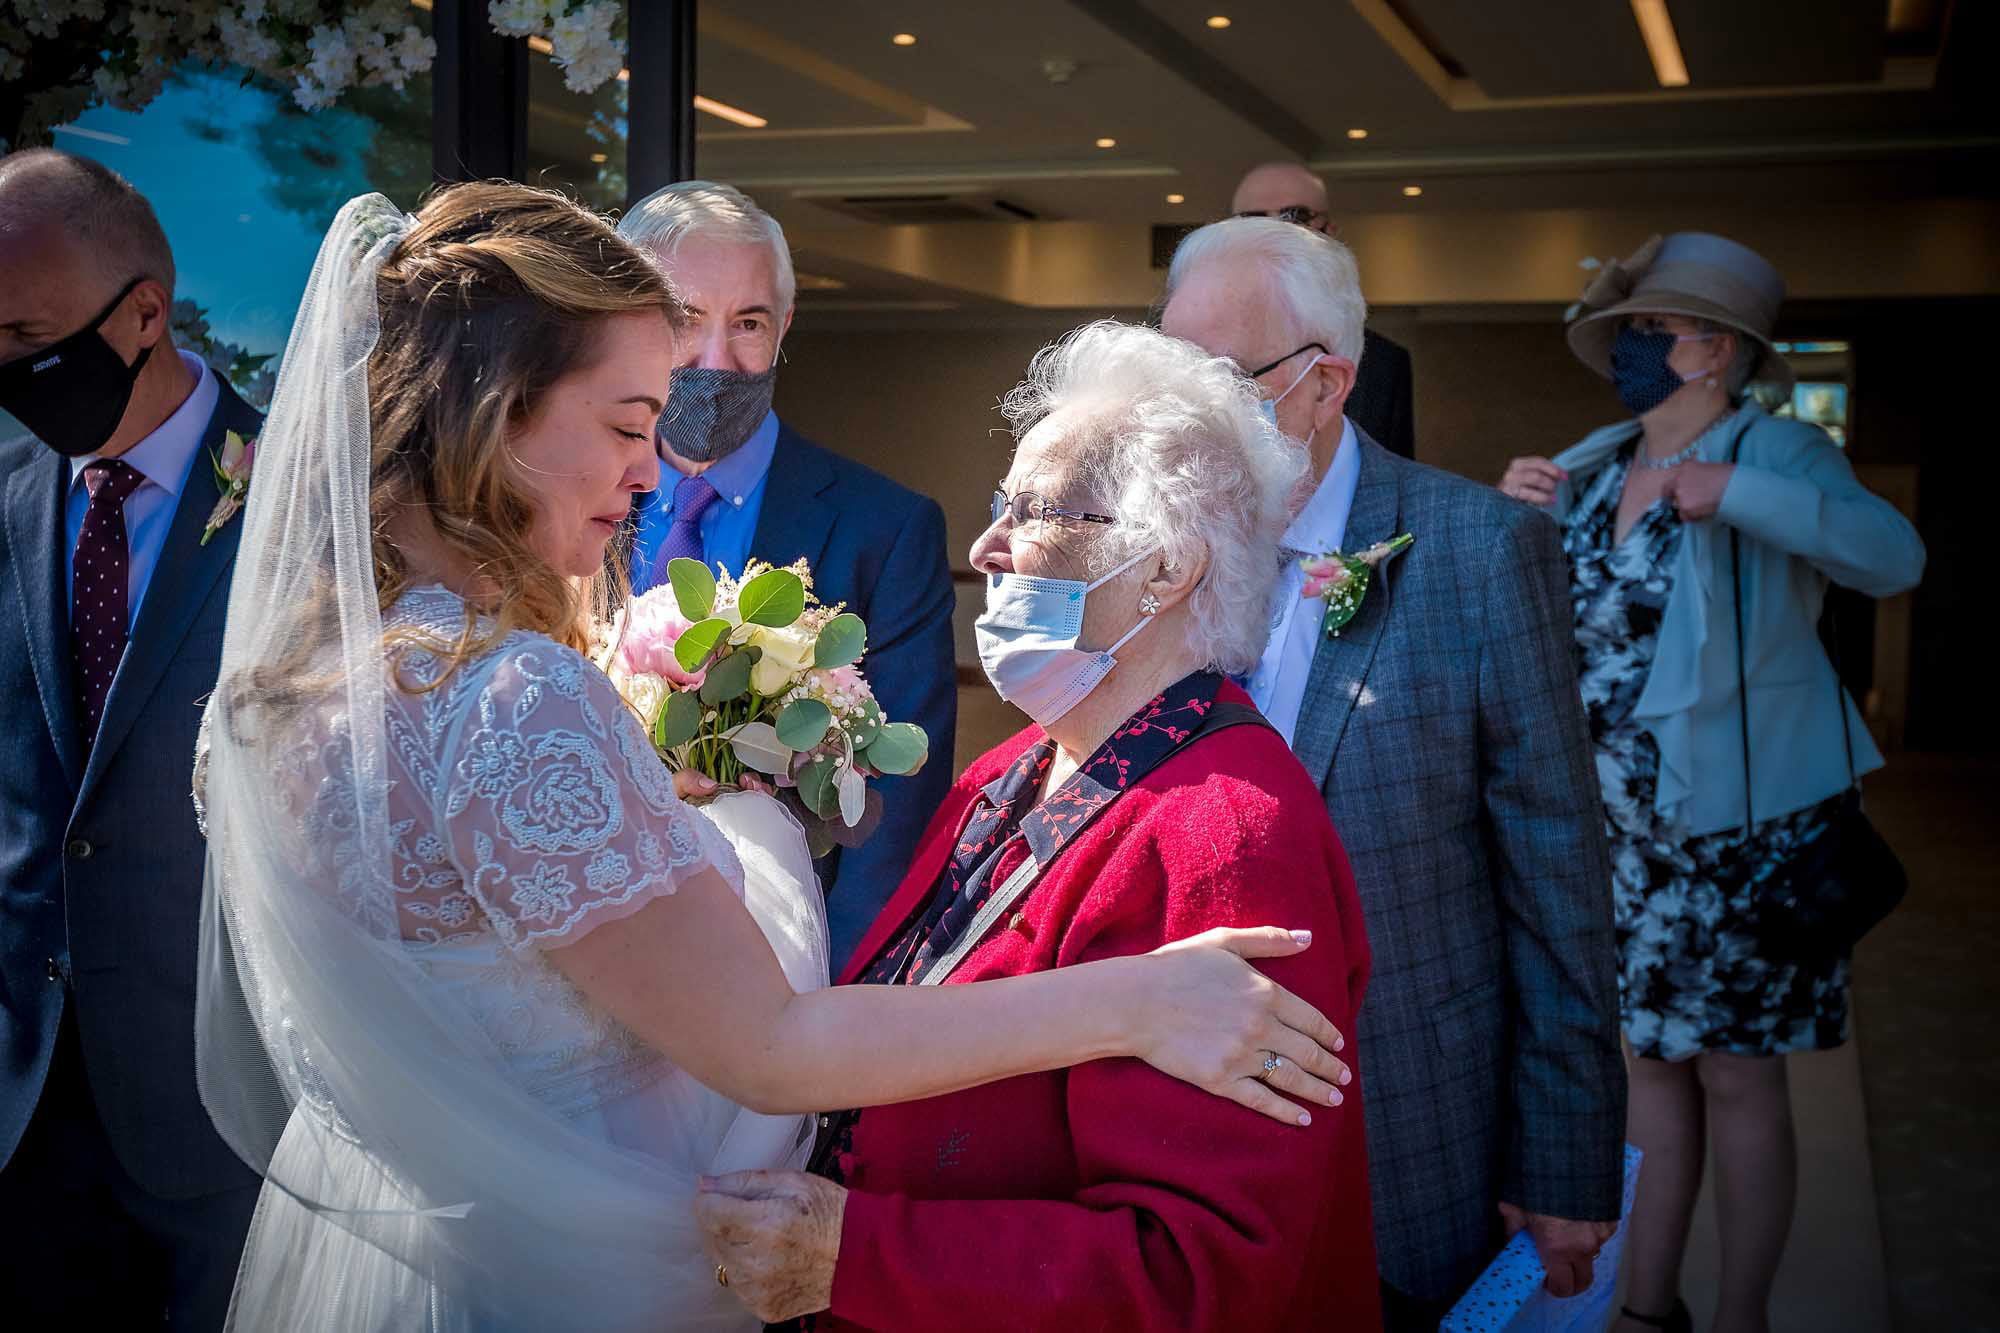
top-left (71, 459), bottom-right (145, 747)
top-left (652, 473), bottom-right (721, 582)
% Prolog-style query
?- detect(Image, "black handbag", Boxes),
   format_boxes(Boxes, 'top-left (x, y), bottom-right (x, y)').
top-left (1728, 433), bottom-right (1907, 960)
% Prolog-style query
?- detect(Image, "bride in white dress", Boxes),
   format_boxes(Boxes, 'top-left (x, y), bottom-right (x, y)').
top-left (194, 185), bottom-right (1350, 1332)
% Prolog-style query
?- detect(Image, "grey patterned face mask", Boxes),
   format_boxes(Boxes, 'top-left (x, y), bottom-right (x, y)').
top-left (656, 364), bottom-right (777, 464)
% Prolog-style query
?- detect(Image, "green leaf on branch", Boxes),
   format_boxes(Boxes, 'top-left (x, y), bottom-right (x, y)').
top-left (728, 722), bottom-right (794, 775)
top-left (864, 722), bottom-right (929, 777)
top-left (667, 558), bottom-right (716, 620)
top-left (797, 756), bottom-right (843, 821)
top-left (672, 617), bottom-right (732, 674)
top-left (813, 613), bottom-right (866, 669)
top-left (845, 698), bottom-right (882, 748)
top-left (775, 698), bottom-right (832, 751)
top-left (838, 765), bottom-right (866, 827)
top-left (700, 646), bottom-right (757, 704)
top-left (737, 568), bottom-right (806, 627)
top-left (654, 689), bottom-right (702, 750)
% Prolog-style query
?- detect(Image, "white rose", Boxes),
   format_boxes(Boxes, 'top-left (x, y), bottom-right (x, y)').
top-left (621, 671), bottom-right (669, 725)
top-left (746, 625), bottom-right (815, 697)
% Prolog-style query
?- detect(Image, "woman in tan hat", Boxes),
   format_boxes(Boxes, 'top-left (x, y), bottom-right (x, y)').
top-left (1500, 233), bottom-right (1925, 1333)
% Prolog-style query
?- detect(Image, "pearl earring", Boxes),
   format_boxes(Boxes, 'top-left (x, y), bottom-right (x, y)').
top-left (1139, 593), bottom-right (1162, 616)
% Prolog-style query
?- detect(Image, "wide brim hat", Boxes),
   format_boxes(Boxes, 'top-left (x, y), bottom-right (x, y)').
top-left (1565, 232), bottom-right (1795, 397)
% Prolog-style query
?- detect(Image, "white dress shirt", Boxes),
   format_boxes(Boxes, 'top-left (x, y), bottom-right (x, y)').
top-left (64, 350), bottom-right (218, 622)
top-left (1247, 417), bottom-right (1361, 745)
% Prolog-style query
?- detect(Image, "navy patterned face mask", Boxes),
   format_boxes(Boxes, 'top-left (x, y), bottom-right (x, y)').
top-left (655, 364), bottom-right (776, 464)
top-left (1610, 324), bottom-right (1718, 415)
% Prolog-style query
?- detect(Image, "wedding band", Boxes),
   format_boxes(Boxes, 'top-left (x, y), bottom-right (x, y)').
top-left (716, 1265), bottom-right (729, 1288)
top-left (1259, 1052), bottom-right (1283, 1080)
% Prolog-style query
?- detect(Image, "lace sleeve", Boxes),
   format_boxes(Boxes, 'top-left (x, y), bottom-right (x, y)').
top-left (436, 640), bottom-right (736, 952)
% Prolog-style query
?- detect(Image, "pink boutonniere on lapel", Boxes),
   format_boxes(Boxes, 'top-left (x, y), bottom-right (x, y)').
top-left (1300, 533), bottom-right (1414, 638)
top-left (201, 429), bottom-right (255, 546)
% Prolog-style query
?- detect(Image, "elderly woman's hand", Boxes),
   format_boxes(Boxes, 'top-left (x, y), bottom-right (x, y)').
top-left (1140, 927), bottom-right (1353, 1125)
top-left (1499, 456), bottom-right (1567, 507)
top-left (696, 1169), bottom-right (845, 1323)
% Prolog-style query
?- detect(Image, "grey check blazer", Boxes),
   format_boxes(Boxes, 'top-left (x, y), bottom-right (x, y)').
top-left (1294, 433), bottom-right (1626, 1302)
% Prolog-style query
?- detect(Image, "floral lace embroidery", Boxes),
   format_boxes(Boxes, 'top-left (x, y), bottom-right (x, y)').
top-left (200, 585), bottom-right (732, 1120)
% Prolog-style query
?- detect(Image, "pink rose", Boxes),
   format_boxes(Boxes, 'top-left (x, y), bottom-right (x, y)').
top-left (1300, 556), bottom-right (1351, 601)
top-left (618, 587), bottom-right (706, 689)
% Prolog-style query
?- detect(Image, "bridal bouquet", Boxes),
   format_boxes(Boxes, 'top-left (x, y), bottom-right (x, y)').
top-left (598, 558), bottom-right (929, 857)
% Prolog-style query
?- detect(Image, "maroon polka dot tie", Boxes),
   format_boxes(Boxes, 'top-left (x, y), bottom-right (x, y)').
top-left (71, 458), bottom-right (146, 747)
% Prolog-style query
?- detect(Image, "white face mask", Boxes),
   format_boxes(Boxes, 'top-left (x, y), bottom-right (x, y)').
top-left (974, 550), bottom-right (1156, 728)
top-left (1257, 352), bottom-right (1324, 453)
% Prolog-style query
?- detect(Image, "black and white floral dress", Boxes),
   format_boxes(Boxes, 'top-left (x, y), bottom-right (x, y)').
top-left (1563, 447), bottom-right (1849, 1061)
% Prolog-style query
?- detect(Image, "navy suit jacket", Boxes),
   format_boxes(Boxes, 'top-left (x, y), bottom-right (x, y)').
top-left (0, 380), bottom-right (262, 1199)
top-left (749, 425), bottom-right (956, 971)
top-left (1347, 328), bottom-right (1416, 461)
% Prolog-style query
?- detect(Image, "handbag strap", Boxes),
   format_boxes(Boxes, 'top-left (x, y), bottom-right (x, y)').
top-left (1728, 416), bottom-right (1859, 834)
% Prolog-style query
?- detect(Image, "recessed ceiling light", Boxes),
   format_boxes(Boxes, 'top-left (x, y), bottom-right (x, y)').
top-left (1165, 193), bottom-right (1186, 204)
top-left (892, 32), bottom-right (917, 46)
top-left (1095, 137), bottom-right (1117, 149)
top-left (1347, 128), bottom-right (1369, 140)
top-left (1206, 15), bottom-right (1232, 29)
top-left (694, 95), bottom-right (768, 129)
top-left (1402, 185), bottom-right (1423, 197)
top-left (589, 152), bottom-right (608, 163)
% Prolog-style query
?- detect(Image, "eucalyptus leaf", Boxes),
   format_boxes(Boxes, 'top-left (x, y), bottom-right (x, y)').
top-left (672, 617), bottom-right (731, 674)
top-left (737, 568), bottom-right (806, 628)
top-left (667, 558), bottom-right (716, 620)
top-left (837, 765), bottom-right (866, 827)
top-left (775, 698), bottom-right (832, 751)
top-left (656, 689), bottom-right (702, 749)
top-left (863, 722), bottom-right (929, 777)
top-left (796, 757), bottom-right (842, 821)
top-left (812, 613), bottom-right (866, 669)
top-left (727, 721), bottom-right (794, 775)
top-left (845, 698), bottom-right (882, 749)
top-left (700, 648), bottom-right (756, 705)
top-left (825, 787), bottom-right (885, 849)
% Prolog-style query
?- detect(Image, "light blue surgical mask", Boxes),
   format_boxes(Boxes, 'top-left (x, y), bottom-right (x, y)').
top-left (1258, 352), bottom-right (1324, 452)
top-left (974, 550), bottom-right (1156, 727)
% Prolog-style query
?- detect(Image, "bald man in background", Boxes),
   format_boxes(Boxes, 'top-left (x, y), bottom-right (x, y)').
top-left (1232, 162), bottom-right (1416, 459)
top-left (0, 148), bottom-right (262, 1327)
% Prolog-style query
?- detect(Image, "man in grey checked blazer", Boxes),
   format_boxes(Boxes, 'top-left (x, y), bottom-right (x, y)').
top-left (1165, 218), bottom-right (1626, 1329)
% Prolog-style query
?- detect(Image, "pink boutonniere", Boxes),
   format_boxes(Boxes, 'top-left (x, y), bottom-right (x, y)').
top-left (202, 429), bottom-right (255, 546)
top-left (1300, 533), bottom-right (1414, 637)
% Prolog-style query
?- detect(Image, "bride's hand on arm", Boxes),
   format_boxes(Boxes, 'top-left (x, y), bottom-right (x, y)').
top-left (540, 864), bottom-right (1349, 1127)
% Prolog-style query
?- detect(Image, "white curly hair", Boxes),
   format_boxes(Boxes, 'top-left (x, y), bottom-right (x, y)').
top-left (1000, 320), bottom-right (1304, 677)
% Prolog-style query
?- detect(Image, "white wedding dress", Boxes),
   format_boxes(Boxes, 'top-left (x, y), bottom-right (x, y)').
top-left (193, 195), bottom-right (827, 1332)
top-left (204, 586), bottom-right (827, 1331)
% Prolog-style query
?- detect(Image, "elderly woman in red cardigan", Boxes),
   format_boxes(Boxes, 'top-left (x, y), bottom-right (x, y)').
top-left (696, 320), bottom-right (1381, 1332)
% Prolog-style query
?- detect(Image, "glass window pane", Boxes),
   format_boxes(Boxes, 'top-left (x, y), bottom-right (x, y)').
top-left (524, 6), bottom-right (629, 211)
top-left (10, 34), bottom-right (431, 423)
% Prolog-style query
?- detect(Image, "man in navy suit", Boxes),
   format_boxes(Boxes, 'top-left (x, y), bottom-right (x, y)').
top-left (0, 150), bottom-right (261, 1326)
top-left (618, 182), bottom-right (956, 972)
top-left (1232, 162), bottom-right (1417, 460)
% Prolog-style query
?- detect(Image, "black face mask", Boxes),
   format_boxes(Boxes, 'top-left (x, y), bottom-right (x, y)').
top-left (0, 278), bottom-right (155, 458)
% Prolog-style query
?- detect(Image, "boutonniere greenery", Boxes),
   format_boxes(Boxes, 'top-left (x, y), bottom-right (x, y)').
top-left (1300, 533), bottom-right (1414, 637)
top-left (201, 429), bottom-right (255, 546)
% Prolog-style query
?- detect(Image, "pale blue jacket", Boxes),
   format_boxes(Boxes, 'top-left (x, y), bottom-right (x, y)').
top-left (1550, 405), bottom-right (1926, 838)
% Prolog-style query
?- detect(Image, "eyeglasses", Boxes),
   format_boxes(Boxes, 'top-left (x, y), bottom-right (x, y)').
top-left (1232, 205), bottom-right (1332, 233)
top-left (992, 489), bottom-right (1117, 529)
top-left (1244, 341), bottom-right (1330, 380)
